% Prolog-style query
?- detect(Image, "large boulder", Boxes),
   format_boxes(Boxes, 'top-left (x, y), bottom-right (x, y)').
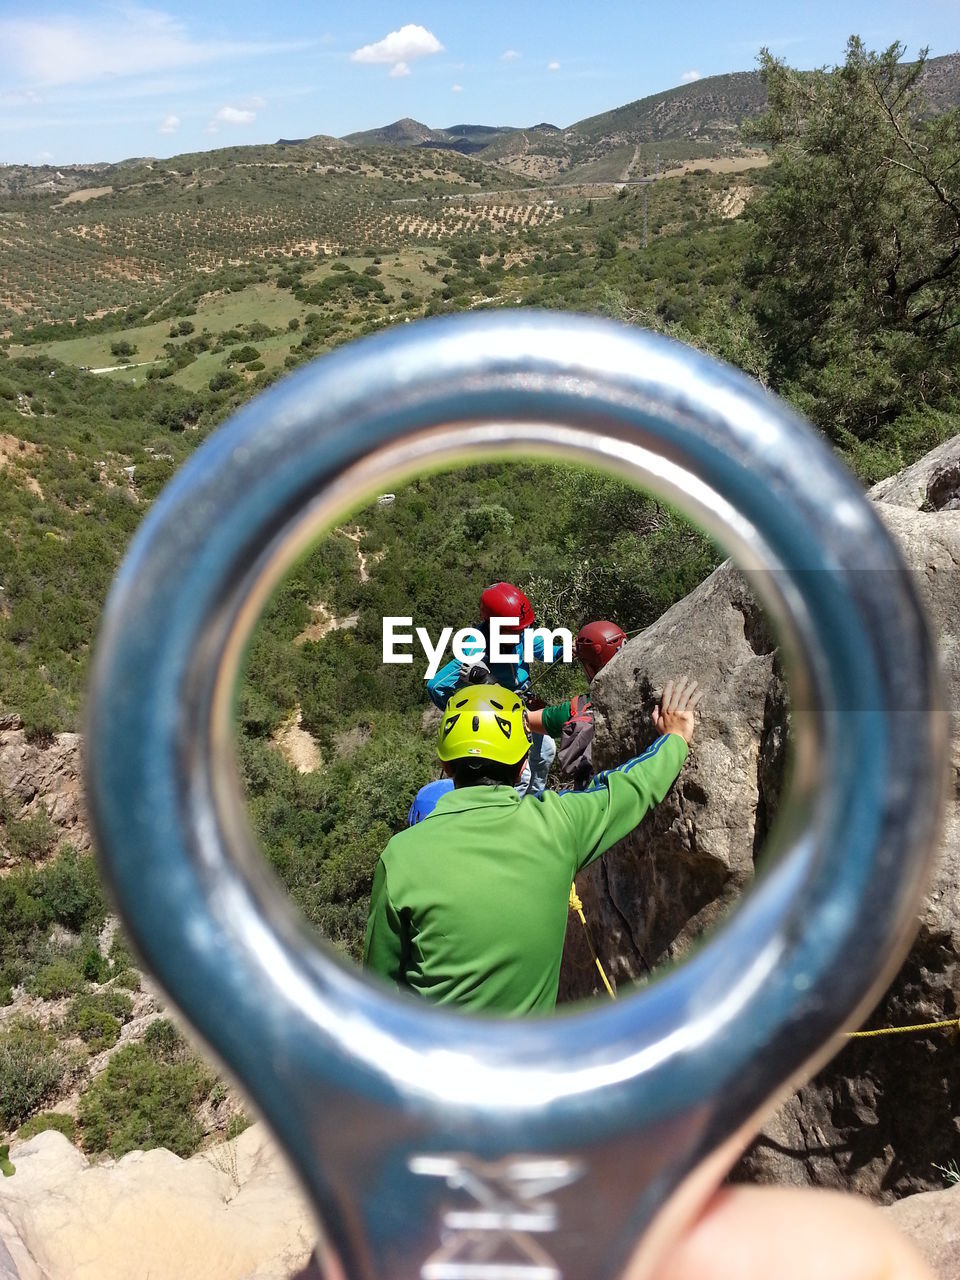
top-left (0, 1124), bottom-right (315, 1280)
top-left (559, 436), bottom-right (960, 1202)
top-left (882, 1183), bottom-right (960, 1280)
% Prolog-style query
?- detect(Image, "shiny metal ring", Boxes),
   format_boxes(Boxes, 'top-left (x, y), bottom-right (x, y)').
top-left (86, 312), bottom-right (945, 1280)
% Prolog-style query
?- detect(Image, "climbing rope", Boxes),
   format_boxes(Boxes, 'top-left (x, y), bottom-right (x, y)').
top-left (569, 883), bottom-right (617, 1000)
top-left (846, 1018), bottom-right (960, 1039)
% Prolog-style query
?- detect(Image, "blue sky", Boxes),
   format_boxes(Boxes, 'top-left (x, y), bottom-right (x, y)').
top-left (1, 2), bottom-right (957, 165)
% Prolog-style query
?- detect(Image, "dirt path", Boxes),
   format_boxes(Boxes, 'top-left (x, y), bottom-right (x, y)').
top-left (90, 360), bottom-right (158, 375)
top-left (294, 602), bottom-right (359, 645)
top-left (272, 706), bottom-right (322, 774)
top-left (620, 143), bottom-right (642, 183)
top-left (343, 528), bottom-right (371, 582)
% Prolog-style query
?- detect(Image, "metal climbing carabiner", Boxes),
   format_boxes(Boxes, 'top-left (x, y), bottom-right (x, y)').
top-left (85, 312), bottom-right (946, 1280)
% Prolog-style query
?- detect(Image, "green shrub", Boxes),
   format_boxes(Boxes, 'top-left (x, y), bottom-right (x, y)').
top-left (143, 1018), bottom-right (187, 1062)
top-left (245, 360), bottom-right (265, 371)
top-left (40, 849), bottom-right (107, 933)
top-left (81, 946), bottom-right (110, 983)
top-left (17, 1111), bottom-right (76, 1143)
top-left (29, 958), bottom-right (86, 999)
top-left (5, 809), bottom-right (57, 862)
top-left (226, 1113), bottom-right (251, 1141)
top-left (77, 1036), bottom-right (215, 1158)
top-left (0, 1144), bottom-right (13, 1176)
top-left (67, 990), bottom-right (133, 1051)
top-left (208, 369), bottom-right (241, 393)
top-left (112, 967), bottom-right (141, 991)
top-left (74, 1006), bottom-right (120, 1052)
top-left (0, 1017), bottom-right (68, 1129)
top-left (227, 345), bottom-right (260, 364)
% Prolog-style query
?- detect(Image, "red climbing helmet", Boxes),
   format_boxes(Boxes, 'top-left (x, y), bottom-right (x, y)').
top-left (479, 582), bottom-right (535, 636)
top-left (575, 620), bottom-right (627, 680)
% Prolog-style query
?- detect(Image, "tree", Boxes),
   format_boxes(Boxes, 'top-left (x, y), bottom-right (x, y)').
top-left (745, 39), bottom-right (960, 458)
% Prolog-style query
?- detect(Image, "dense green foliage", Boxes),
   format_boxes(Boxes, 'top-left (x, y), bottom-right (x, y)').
top-left (0, 847), bottom-right (107, 1002)
top-left (0, 1018), bottom-right (70, 1130)
top-left (77, 1019), bottom-right (216, 1157)
top-left (17, 1111), bottom-right (76, 1143)
top-left (746, 40), bottom-right (960, 476)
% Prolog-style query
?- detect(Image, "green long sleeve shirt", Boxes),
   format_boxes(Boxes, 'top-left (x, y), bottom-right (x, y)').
top-left (363, 732), bottom-right (688, 1015)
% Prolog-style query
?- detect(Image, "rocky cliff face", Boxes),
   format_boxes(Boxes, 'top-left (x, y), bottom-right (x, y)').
top-left (0, 717), bottom-right (88, 868)
top-left (559, 436), bottom-right (960, 1202)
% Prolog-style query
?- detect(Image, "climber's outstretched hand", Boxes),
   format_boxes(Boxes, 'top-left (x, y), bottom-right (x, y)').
top-left (652, 675), bottom-right (702, 745)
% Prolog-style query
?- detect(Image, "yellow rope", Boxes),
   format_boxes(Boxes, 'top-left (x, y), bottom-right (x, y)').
top-left (846, 1018), bottom-right (960, 1039)
top-left (562, 885), bottom-right (957, 1030)
top-left (569, 884), bottom-right (616, 1000)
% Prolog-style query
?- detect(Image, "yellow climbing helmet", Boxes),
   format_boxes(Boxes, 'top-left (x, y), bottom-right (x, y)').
top-left (437, 684), bottom-right (531, 766)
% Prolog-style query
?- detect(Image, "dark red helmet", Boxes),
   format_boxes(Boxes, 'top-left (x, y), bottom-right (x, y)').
top-left (575, 620), bottom-right (627, 680)
top-left (480, 582), bottom-right (535, 635)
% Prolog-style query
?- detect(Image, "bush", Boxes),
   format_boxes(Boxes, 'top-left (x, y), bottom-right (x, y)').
top-left (81, 946), bottom-right (110, 983)
top-left (74, 1006), bottom-right (120, 1052)
top-left (41, 851), bottom-right (106, 934)
top-left (226, 1113), bottom-right (251, 1141)
top-left (227, 345), bottom-right (260, 364)
top-left (78, 1031), bottom-right (215, 1157)
top-left (0, 1017), bottom-right (68, 1129)
top-left (67, 990), bottom-right (133, 1051)
top-left (5, 808), bottom-right (57, 862)
top-left (112, 967), bottom-right (141, 991)
top-left (17, 1111), bottom-right (76, 1143)
top-left (143, 1018), bottom-right (188, 1062)
top-left (109, 340), bottom-right (137, 359)
top-left (29, 957), bottom-right (86, 999)
top-left (208, 369), bottom-right (241, 393)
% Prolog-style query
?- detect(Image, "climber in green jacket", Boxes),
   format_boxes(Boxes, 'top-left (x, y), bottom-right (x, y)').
top-left (363, 675), bottom-right (701, 1015)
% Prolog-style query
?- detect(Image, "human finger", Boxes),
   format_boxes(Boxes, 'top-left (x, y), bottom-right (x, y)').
top-left (641, 1185), bottom-right (935, 1280)
top-left (676, 678), bottom-right (701, 712)
top-left (661, 679), bottom-right (675, 713)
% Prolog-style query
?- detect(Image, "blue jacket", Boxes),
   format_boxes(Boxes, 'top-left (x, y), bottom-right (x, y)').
top-left (426, 624), bottom-right (559, 709)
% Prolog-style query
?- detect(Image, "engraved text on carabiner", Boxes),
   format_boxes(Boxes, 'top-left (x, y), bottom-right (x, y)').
top-left (409, 1153), bottom-right (583, 1280)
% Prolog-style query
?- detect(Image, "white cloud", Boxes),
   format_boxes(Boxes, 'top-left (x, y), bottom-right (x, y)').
top-left (158, 113), bottom-right (180, 134)
top-left (0, 88), bottom-right (42, 107)
top-left (681, 69), bottom-right (702, 83)
top-left (451, 83), bottom-right (463, 93)
top-left (215, 105), bottom-right (255, 124)
top-left (500, 49), bottom-right (520, 62)
top-left (36, 149), bottom-right (54, 162)
top-left (350, 24), bottom-right (443, 77)
top-left (547, 61), bottom-right (560, 72)
top-left (0, 9), bottom-right (310, 88)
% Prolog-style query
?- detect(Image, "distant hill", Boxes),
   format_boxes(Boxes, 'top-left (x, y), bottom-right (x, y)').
top-left (342, 118), bottom-right (527, 154)
top-left (337, 53), bottom-right (960, 181)
top-left (2, 52), bottom-right (956, 197)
